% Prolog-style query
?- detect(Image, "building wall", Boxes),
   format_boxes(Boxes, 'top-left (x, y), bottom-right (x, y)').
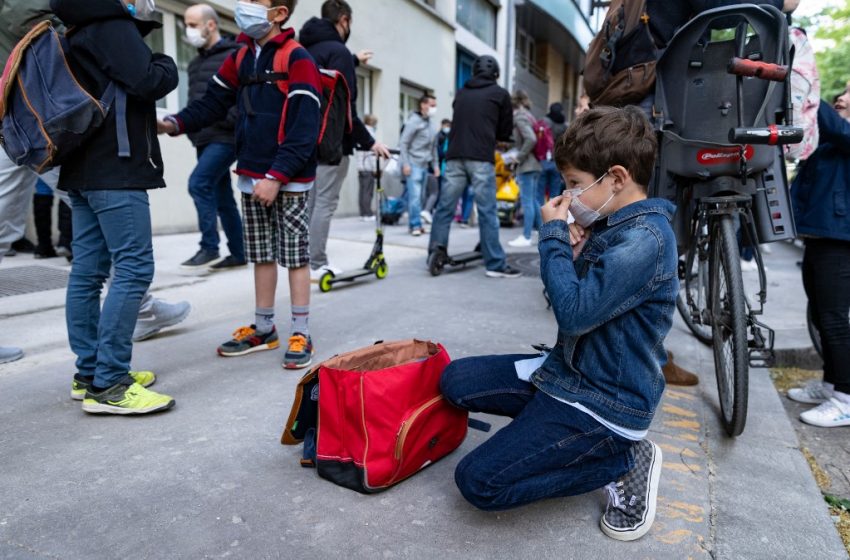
top-left (148, 0), bottom-right (459, 234)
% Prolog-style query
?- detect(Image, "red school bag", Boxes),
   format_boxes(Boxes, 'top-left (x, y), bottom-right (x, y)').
top-left (281, 339), bottom-right (470, 493)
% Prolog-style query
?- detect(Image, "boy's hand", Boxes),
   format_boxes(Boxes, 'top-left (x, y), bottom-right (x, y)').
top-left (402, 164), bottom-right (411, 177)
top-left (253, 179), bottom-right (280, 207)
top-left (569, 222), bottom-right (590, 259)
top-left (541, 194), bottom-right (571, 224)
top-left (157, 119), bottom-right (177, 135)
top-left (356, 49), bottom-right (374, 64)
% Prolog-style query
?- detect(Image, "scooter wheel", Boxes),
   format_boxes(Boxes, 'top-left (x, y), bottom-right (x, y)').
top-left (319, 272), bottom-right (334, 293)
top-left (376, 260), bottom-right (389, 279)
top-left (428, 251), bottom-right (446, 277)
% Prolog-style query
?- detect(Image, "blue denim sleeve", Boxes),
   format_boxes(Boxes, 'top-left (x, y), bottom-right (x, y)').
top-left (538, 220), bottom-right (661, 336)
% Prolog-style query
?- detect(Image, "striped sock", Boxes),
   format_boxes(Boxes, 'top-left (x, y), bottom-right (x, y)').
top-left (291, 305), bottom-right (309, 336)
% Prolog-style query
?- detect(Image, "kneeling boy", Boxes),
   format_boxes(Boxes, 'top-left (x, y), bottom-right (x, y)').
top-left (440, 106), bottom-right (678, 541)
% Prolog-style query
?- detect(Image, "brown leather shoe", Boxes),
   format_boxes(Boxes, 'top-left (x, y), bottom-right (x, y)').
top-left (663, 350), bottom-right (699, 386)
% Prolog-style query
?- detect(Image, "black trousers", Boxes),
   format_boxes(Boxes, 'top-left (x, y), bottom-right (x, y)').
top-left (802, 238), bottom-right (850, 394)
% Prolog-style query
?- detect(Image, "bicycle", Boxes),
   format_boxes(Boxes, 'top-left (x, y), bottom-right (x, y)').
top-left (652, 5), bottom-right (802, 436)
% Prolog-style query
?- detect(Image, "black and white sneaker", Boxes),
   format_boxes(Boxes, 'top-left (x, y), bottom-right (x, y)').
top-left (600, 439), bottom-right (662, 541)
top-left (485, 265), bottom-right (522, 279)
top-left (181, 249), bottom-right (221, 270)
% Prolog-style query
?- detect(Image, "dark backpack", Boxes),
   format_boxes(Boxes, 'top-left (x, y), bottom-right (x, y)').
top-left (583, 0), bottom-right (659, 107)
top-left (235, 40), bottom-right (352, 165)
top-left (532, 118), bottom-right (554, 161)
top-left (0, 21), bottom-right (130, 173)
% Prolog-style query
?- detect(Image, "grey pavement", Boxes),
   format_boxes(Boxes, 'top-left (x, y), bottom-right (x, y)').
top-left (0, 218), bottom-right (846, 559)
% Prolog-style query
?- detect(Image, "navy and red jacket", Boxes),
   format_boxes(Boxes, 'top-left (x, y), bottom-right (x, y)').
top-left (171, 29), bottom-right (321, 186)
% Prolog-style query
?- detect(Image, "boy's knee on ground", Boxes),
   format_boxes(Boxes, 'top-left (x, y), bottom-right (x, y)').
top-left (439, 359), bottom-right (470, 407)
top-left (454, 453), bottom-right (508, 511)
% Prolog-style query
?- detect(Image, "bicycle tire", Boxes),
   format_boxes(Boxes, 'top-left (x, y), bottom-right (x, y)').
top-left (677, 250), bottom-right (713, 345)
top-left (710, 215), bottom-right (749, 437)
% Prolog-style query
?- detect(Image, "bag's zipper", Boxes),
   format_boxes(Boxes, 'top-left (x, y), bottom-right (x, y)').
top-left (393, 395), bottom-right (444, 460)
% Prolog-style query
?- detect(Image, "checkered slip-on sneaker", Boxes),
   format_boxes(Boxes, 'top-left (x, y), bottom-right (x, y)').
top-left (600, 439), bottom-right (662, 541)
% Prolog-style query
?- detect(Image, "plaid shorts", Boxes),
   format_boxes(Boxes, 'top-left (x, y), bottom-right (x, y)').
top-left (241, 191), bottom-right (310, 268)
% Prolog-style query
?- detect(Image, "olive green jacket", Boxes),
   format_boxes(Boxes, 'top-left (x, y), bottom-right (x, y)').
top-left (0, 0), bottom-right (62, 64)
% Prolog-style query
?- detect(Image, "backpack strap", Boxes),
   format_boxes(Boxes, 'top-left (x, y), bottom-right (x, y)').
top-left (234, 39), bottom-right (301, 117)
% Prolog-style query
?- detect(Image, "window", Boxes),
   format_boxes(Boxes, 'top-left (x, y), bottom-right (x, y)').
top-left (456, 0), bottom-right (497, 47)
top-left (356, 68), bottom-right (372, 120)
top-left (399, 82), bottom-right (427, 132)
top-left (173, 17), bottom-right (200, 108)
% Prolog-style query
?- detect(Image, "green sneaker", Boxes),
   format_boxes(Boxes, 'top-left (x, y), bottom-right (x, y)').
top-left (71, 371), bottom-right (156, 401)
top-left (82, 377), bottom-right (175, 415)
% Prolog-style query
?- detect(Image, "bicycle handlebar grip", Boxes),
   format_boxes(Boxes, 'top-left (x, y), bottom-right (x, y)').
top-left (727, 57), bottom-right (788, 82)
top-left (728, 125), bottom-right (804, 146)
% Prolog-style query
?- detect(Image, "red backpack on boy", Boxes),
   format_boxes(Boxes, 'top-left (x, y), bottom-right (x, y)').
top-left (235, 39), bottom-right (352, 165)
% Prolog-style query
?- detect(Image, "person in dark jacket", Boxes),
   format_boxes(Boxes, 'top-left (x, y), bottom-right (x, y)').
top-left (298, 0), bottom-right (390, 279)
top-left (428, 55), bottom-right (521, 278)
top-left (179, 3), bottom-right (245, 272)
top-left (788, 96), bottom-right (850, 428)
top-left (50, 0), bottom-right (178, 415)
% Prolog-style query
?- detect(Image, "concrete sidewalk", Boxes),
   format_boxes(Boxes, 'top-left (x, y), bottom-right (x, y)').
top-left (0, 219), bottom-right (846, 559)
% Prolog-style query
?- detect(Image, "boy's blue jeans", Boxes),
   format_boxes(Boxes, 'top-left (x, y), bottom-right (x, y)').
top-left (188, 142), bottom-right (244, 260)
top-left (66, 190), bottom-right (154, 389)
top-left (440, 353), bottom-right (635, 511)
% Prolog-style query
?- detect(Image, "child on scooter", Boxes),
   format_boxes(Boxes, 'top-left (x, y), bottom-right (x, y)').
top-left (440, 105), bottom-right (678, 541)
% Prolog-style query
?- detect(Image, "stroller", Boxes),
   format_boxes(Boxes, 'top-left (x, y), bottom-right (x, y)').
top-left (651, 4), bottom-right (802, 436)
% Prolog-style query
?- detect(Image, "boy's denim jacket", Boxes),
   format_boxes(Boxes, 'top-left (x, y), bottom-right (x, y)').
top-left (531, 199), bottom-right (679, 432)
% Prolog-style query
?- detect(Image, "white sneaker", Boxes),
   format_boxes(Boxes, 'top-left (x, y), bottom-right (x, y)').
top-left (799, 396), bottom-right (850, 428)
top-left (133, 300), bottom-right (191, 342)
top-left (508, 235), bottom-right (533, 248)
top-left (360, 215), bottom-right (376, 222)
top-left (740, 259), bottom-right (758, 272)
top-left (788, 380), bottom-right (834, 404)
top-left (420, 210), bottom-right (432, 224)
top-left (310, 265), bottom-right (342, 283)
top-left (760, 243), bottom-right (773, 255)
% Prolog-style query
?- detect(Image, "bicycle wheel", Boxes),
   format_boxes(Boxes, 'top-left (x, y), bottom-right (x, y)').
top-left (710, 214), bottom-right (749, 437)
top-left (806, 303), bottom-right (823, 360)
top-left (676, 248), bottom-right (713, 345)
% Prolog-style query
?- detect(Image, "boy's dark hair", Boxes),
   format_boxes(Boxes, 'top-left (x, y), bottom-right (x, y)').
top-left (419, 93), bottom-right (435, 106)
top-left (554, 105), bottom-right (657, 188)
top-left (321, 0), bottom-right (352, 23)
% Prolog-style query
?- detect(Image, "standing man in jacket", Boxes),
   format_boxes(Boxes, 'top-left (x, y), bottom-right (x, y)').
top-left (428, 55), bottom-right (521, 278)
top-left (51, 0), bottom-right (178, 414)
top-left (299, 0), bottom-right (390, 280)
top-left (400, 94), bottom-right (439, 237)
top-left (179, 3), bottom-right (245, 272)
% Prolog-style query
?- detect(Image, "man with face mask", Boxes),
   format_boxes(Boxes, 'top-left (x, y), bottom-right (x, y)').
top-left (299, 0), bottom-right (391, 279)
top-left (179, 4), bottom-right (245, 272)
top-left (399, 94), bottom-right (440, 236)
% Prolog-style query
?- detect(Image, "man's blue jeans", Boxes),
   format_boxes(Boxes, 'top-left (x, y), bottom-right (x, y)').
top-left (517, 171), bottom-right (541, 240)
top-left (188, 142), bottom-right (243, 260)
top-left (429, 159), bottom-right (506, 271)
top-left (440, 353), bottom-right (635, 511)
top-left (537, 160), bottom-right (564, 202)
top-left (66, 190), bottom-right (155, 388)
top-left (404, 164), bottom-right (426, 230)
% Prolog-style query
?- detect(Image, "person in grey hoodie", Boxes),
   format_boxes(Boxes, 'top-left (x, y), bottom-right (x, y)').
top-left (400, 94), bottom-right (440, 236)
top-left (507, 90), bottom-right (542, 248)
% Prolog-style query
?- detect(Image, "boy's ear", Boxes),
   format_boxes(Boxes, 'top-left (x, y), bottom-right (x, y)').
top-left (609, 165), bottom-right (632, 191)
top-left (272, 6), bottom-right (290, 24)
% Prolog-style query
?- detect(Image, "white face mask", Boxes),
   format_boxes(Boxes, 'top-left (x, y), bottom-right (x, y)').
top-left (427, 106), bottom-right (438, 118)
top-left (235, 1), bottom-right (275, 40)
top-left (127, 0), bottom-right (156, 20)
top-left (565, 171), bottom-right (614, 227)
top-left (185, 27), bottom-right (207, 48)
